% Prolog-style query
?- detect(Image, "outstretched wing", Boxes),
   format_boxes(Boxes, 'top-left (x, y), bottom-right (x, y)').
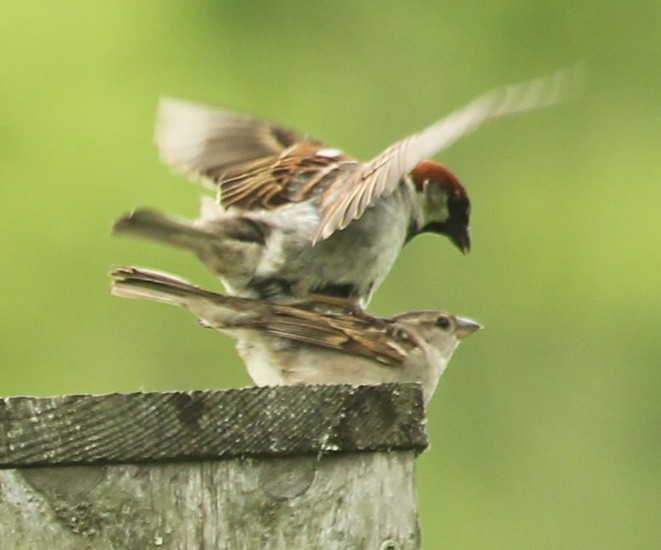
top-left (156, 98), bottom-right (357, 211)
top-left (313, 64), bottom-right (585, 242)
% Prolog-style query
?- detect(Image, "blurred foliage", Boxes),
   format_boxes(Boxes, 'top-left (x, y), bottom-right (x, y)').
top-left (1, 2), bottom-right (659, 548)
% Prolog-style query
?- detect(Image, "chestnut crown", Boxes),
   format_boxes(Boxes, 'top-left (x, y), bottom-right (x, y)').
top-left (409, 160), bottom-right (471, 254)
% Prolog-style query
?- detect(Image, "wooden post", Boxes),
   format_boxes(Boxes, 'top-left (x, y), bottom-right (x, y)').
top-left (0, 384), bottom-right (428, 549)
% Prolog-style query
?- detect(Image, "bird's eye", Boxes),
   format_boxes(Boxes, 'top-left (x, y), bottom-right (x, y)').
top-left (435, 315), bottom-right (451, 329)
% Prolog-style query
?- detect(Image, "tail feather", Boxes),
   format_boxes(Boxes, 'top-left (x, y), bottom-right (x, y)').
top-left (112, 209), bottom-right (217, 250)
top-left (111, 267), bottom-right (264, 326)
top-left (112, 209), bottom-right (268, 286)
top-left (111, 266), bottom-right (215, 302)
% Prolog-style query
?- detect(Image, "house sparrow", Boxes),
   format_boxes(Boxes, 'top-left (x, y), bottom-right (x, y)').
top-left (111, 267), bottom-right (481, 403)
top-left (114, 66), bottom-right (581, 307)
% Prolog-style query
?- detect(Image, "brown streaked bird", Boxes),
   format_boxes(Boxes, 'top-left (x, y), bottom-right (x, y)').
top-left (114, 66), bottom-right (582, 308)
top-left (111, 267), bottom-right (481, 403)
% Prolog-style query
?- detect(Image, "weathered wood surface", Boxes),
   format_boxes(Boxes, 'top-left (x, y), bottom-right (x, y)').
top-left (0, 384), bottom-right (428, 549)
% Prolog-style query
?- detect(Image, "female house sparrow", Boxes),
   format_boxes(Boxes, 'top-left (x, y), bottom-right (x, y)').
top-left (114, 66), bottom-right (580, 307)
top-left (111, 267), bottom-right (481, 403)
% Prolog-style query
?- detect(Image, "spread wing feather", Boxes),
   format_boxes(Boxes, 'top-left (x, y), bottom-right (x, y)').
top-left (312, 64), bottom-right (584, 242)
top-left (156, 99), bottom-right (357, 210)
top-left (156, 98), bottom-right (312, 180)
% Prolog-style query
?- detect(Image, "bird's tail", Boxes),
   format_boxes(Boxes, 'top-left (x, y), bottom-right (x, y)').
top-left (110, 267), bottom-right (265, 327)
top-left (112, 207), bottom-right (267, 282)
top-left (112, 209), bottom-right (219, 250)
top-left (111, 266), bottom-right (216, 304)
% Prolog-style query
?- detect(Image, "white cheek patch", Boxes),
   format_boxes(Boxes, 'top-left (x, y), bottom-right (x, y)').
top-left (425, 183), bottom-right (450, 223)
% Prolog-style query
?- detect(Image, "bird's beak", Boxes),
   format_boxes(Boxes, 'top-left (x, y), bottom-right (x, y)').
top-left (455, 316), bottom-right (482, 339)
top-left (451, 226), bottom-right (471, 255)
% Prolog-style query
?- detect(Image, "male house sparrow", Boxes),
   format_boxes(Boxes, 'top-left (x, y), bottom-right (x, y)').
top-left (111, 267), bottom-right (481, 403)
top-left (114, 66), bottom-right (580, 307)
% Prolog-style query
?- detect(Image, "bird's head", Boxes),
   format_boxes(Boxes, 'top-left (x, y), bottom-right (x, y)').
top-left (395, 311), bottom-right (482, 351)
top-left (391, 310), bottom-right (482, 403)
top-left (409, 160), bottom-right (471, 254)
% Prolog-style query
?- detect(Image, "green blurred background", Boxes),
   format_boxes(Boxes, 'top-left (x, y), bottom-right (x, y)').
top-left (1, 2), bottom-right (659, 547)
